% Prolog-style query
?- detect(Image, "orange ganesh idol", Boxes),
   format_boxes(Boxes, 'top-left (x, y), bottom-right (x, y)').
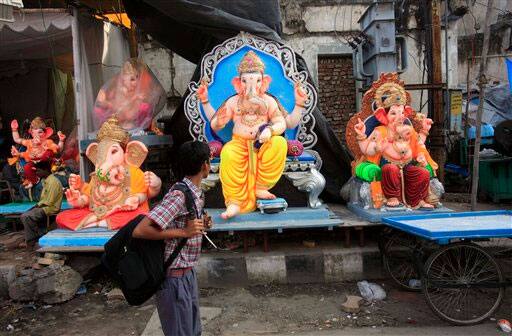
top-left (56, 117), bottom-right (162, 230)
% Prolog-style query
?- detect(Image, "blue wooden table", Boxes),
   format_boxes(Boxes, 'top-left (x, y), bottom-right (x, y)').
top-left (382, 210), bottom-right (512, 245)
top-left (38, 206), bottom-right (344, 253)
top-left (381, 210), bottom-right (512, 325)
top-left (0, 201), bottom-right (71, 215)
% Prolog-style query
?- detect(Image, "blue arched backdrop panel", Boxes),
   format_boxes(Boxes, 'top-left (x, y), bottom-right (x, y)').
top-left (200, 46), bottom-right (297, 143)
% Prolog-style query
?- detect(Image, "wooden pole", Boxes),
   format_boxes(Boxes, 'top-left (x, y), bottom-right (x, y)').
top-left (471, 0), bottom-right (494, 211)
top-left (128, 23), bottom-right (138, 58)
top-left (428, 0), bottom-right (446, 183)
top-left (71, 6), bottom-right (87, 181)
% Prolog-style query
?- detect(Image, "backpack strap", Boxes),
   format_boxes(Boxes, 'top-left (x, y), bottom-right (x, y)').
top-left (162, 181), bottom-right (200, 271)
top-left (171, 182), bottom-right (199, 219)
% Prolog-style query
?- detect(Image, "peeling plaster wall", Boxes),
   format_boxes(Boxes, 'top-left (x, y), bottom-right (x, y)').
top-left (456, 0), bottom-right (512, 89)
top-left (138, 0), bottom-right (510, 120)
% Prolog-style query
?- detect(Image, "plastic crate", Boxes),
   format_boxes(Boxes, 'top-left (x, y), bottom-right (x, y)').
top-left (478, 156), bottom-right (512, 202)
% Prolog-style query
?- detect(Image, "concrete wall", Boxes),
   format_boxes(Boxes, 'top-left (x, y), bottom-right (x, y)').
top-left (139, 42), bottom-right (196, 123)
top-left (139, 1), bottom-right (511, 121)
top-left (456, 0), bottom-right (512, 89)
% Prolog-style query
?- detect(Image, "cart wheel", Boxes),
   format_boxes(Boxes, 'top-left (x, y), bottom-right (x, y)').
top-left (381, 229), bottom-right (422, 291)
top-left (422, 242), bottom-right (504, 325)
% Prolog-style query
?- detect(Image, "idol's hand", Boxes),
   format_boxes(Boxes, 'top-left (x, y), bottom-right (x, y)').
top-left (421, 117), bottom-right (433, 133)
top-left (11, 120), bottom-right (18, 131)
top-left (354, 118), bottom-right (366, 137)
top-left (122, 196), bottom-right (140, 211)
top-left (29, 151), bottom-right (39, 160)
top-left (417, 153), bottom-right (428, 167)
top-left (10, 146), bottom-right (19, 157)
top-left (197, 79), bottom-right (209, 103)
top-left (58, 131), bottom-right (66, 142)
top-left (68, 174), bottom-right (83, 191)
top-left (65, 188), bottom-right (83, 207)
top-left (214, 105), bottom-right (230, 127)
top-left (144, 171), bottom-right (162, 190)
top-left (259, 127), bottom-right (272, 143)
top-left (294, 82), bottom-right (307, 107)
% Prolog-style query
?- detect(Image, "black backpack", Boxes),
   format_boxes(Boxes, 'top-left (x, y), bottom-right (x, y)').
top-left (101, 182), bottom-right (198, 306)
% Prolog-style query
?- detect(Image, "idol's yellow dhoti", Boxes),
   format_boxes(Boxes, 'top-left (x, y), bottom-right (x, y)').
top-left (220, 134), bottom-right (287, 213)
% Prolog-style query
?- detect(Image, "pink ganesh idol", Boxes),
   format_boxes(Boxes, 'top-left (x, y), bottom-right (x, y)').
top-left (93, 59), bottom-right (166, 133)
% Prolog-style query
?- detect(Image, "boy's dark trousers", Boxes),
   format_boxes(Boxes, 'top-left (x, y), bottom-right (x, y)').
top-left (155, 268), bottom-right (201, 336)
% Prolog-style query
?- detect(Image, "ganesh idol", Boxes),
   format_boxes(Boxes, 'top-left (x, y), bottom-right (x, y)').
top-left (93, 59), bottom-right (166, 134)
top-left (56, 116), bottom-right (162, 230)
top-left (197, 51), bottom-right (308, 219)
top-left (352, 88), bottom-right (437, 209)
top-left (9, 117), bottom-right (66, 188)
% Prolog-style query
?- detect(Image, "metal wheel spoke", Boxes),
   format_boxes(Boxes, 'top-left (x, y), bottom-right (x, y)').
top-left (423, 243), bottom-right (504, 325)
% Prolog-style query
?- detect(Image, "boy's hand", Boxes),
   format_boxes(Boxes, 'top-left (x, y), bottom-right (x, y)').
top-left (184, 218), bottom-right (204, 237)
top-left (203, 212), bottom-right (213, 229)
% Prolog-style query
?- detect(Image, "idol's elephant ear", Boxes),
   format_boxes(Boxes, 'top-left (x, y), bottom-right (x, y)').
top-left (44, 127), bottom-right (54, 138)
top-left (260, 75), bottom-right (271, 94)
top-left (125, 140), bottom-right (148, 167)
top-left (232, 76), bottom-right (242, 95)
top-left (85, 142), bottom-right (98, 165)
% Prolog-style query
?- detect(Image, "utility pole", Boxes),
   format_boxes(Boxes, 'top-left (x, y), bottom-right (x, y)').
top-left (471, 0), bottom-right (494, 210)
top-left (427, 0), bottom-right (446, 183)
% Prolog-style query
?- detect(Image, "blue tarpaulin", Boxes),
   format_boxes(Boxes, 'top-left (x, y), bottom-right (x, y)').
top-left (507, 58), bottom-right (512, 93)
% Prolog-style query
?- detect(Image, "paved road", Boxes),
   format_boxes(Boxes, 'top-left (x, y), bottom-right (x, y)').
top-left (273, 324), bottom-right (501, 336)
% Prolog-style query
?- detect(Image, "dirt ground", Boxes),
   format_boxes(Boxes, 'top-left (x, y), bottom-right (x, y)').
top-left (0, 279), bottom-right (510, 336)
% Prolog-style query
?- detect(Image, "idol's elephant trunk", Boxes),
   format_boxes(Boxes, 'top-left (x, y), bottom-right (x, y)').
top-left (244, 86), bottom-right (268, 111)
top-left (86, 139), bottom-right (149, 186)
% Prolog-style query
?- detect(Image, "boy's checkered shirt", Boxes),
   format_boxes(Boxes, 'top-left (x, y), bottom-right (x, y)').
top-left (148, 177), bottom-right (204, 269)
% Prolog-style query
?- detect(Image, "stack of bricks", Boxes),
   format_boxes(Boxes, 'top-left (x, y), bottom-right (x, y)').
top-left (317, 55), bottom-right (356, 144)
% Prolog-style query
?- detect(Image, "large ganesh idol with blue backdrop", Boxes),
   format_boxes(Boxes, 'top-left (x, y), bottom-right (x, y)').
top-left (342, 73), bottom-right (445, 214)
top-left (184, 32), bottom-right (324, 219)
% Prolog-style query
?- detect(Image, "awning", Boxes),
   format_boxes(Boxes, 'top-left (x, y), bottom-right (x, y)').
top-left (0, 10), bottom-right (72, 61)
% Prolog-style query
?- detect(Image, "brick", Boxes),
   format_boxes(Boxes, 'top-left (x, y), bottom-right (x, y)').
top-left (317, 55), bottom-right (356, 143)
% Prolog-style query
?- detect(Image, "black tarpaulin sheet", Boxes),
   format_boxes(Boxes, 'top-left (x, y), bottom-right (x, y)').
top-left (123, 0), bottom-right (352, 202)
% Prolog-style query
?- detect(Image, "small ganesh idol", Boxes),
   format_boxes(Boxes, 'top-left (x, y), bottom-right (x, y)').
top-left (93, 59), bottom-right (166, 134)
top-left (10, 117), bottom-right (65, 188)
top-left (56, 116), bottom-right (162, 230)
top-left (352, 81), bottom-right (438, 209)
